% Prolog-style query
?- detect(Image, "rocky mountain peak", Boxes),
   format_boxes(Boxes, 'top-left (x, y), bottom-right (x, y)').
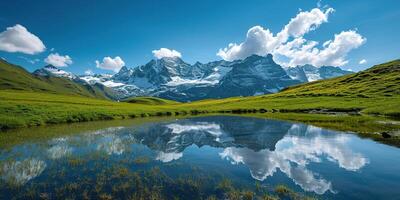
top-left (118, 66), bottom-right (129, 73)
top-left (286, 64), bottom-right (353, 82)
top-left (33, 65), bottom-right (77, 79)
top-left (159, 56), bottom-right (184, 63)
top-left (43, 64), bottom-right (58, 69)
top-left (74, 54), bottom-right (353, 102)
top-left (243, 54), bottom-right (273, 63)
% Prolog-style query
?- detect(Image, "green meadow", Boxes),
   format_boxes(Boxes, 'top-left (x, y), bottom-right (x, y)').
top-left (1, 58), bottom-right (399, 146)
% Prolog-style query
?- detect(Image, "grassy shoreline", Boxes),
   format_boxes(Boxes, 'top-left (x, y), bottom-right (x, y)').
top-left (1, 90), bottom-right (400, 147)
top-left (1, 90), bottom-right (399, 128)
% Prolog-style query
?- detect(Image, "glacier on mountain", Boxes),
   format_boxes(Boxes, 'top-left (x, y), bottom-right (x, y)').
top-left (33, 54), bottom-right (353, 101)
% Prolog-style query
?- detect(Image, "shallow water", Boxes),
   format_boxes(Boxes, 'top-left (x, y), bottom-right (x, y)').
top-left (1, 116), bottom-right (400, 199)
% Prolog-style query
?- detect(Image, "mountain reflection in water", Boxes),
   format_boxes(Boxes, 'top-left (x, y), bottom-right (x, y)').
top-left (0, 116), bottom-right (373, 197)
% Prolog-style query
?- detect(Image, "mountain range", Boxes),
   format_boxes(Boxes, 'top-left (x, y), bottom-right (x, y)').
top-left (18, 54), bottom-right (353, 102)
top-left (1, 56), bottom-right (399, 131)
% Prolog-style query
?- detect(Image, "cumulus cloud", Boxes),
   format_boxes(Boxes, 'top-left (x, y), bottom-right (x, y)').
top-left (277, 30), bottom-right (366, 67)
top-left (84, 69), bottom-right (93, 75)
top-left (18, 56), bottom-right (40, 64)
top-left (219, 124), bottom-right (368, 194)
top-left (152, 48), bottom-right (182, 59)
top-left (0, 24), bottom-right (46, 54)
top-left (44, 53), bottom-right (73, 67)
top-left (96, 136), bottom-right (126, 155)
top-left (220, 147), bottom-right (333, 194)
top-left (217, 7), bottom-right (366, 67)
top-left (95, 56), bottom-right (125, 72)
top-left (359, 59), bottom-right (367, 64)
top-left (1, 158), bottom-right (46, 185)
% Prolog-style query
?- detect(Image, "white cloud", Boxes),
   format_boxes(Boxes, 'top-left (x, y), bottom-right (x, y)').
top-left (219, 124), bottom-right (368, 194)
top-left (0, 24), bottom-right (46, 54)
top-left (359, 59), bottom-right (367, 64)
top-left (44, 53), bottom-right (73, 67)
top-left (156, 151), bottom-right (183, 163)
top-left (1, 158), bottom-right (46, 185)
top-left (281, 7), bottom-right (334, 39)
top-left (95, 56), bottom-right (125, 72)
top-left (19, 56), bottom-right (40, 64)
top-left (217, 7), bottom-right (366, 67)
top-left (217, 26), bottom-right (276, 61)
top-left (84, 69), bottom-right (93, 75)
top-left (277, 30), bottom-right (366, 67)
top-left (47, 144), bottom-right (72, 159)
top-left (96, 136), bottom-right (126, 155)
top-left (152, 48), bottom-right (182, 59)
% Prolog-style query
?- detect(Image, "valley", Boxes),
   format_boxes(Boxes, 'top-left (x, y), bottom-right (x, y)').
top-left (1, 2), bottom-right (400, 199)
top-left (27, 54), bottom-right (353, 102)
top-left (1, 58), bottom-right (399, 146)
top-left (0, 55), bottom-right (400, 145)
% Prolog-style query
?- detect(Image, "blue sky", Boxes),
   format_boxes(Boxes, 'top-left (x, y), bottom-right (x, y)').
top-left (0, 0), bottom-right (399, 74)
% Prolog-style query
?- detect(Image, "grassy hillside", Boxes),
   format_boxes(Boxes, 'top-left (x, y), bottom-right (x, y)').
top-left (278, 59), bottom-right (400, 98)
top-left (0, 90), bottom-right (178, 129)
top-left (0, 59), bottom-right (399, 146)
top-left (0, 59), bottom-right (110, 99)
top-left (1, 90), bottom-right (399, 146)
top-left (123, 96), bottom-right (179, 105)
top-left (183, 59), bottom-right (400, 117)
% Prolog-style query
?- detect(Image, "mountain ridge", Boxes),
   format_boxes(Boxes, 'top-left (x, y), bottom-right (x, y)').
top-left (2, 54), bottom-right (353, 102)
top-left (0, 58), bottom-right (399, 132)
top-left (76, 54), bottom-right (352, 101)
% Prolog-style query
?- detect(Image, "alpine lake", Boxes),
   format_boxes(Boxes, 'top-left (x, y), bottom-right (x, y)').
top-left (1, 115), bottom-right (400, 200)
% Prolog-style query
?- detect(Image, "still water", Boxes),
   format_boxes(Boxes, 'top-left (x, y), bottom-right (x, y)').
top-left (1, 116), bottom-right (400, 199)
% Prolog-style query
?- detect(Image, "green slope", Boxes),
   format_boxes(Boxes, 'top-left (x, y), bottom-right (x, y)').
top-left (184, 59), bottom-right (400, 117)
top-left (0, 58), bottom-right (399, 145)
top-left (0, 59), bottom-right (110, 99)
top-left (278, 59), bottom-right (400, 98)
top-left (123, 96), bottom-right (179, 105)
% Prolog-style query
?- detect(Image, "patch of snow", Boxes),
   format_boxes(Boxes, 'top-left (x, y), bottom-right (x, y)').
top-left (165, 76), bottom-right (217, 86)
top-left (156, 151), bottom-right (183, 163)
top-left (305, 73), bottom-right (321, 82)
top-left (166, 123), bottom-right (221, 135)
top-left (80, 76), bottom-right (102, 84)
top-left (102, 80), bottom-right (125, 87)
top-left (43, 66), bottom-right (76, 79)
top-left (80, 75), bottom-right (125, 88)
top-left (266, 88), bottom-right (279, 93)
top-left (165, 122), bottom-right (234, 143)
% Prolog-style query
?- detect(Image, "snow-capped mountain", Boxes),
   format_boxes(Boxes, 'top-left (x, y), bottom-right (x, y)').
top-left (33, 65), bottom-right (77, 79)
top-left (78, 74), bottom-right (122, 87)
top-left (211, 54), bottom-right (301, 98)
top-left (285, 64), bottom-right (353, 82)
top-left (32, 55), bottom-right (353, 101)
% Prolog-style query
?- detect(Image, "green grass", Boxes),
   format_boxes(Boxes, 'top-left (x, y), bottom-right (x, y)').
top-left (0, 59), bottom-right (112, 99)
top-left (0, 90), bottom-right (179, 129)
top-left (0, 116), bottom-right (179, 149)
top-left (122, 96), bottom-right (179, 105)
top-left (0, 90), bottom-right (399, 129)
top-left (0, 58), bottom-right (399, 146)
top-left (278, 59), bottom-right (400, 98)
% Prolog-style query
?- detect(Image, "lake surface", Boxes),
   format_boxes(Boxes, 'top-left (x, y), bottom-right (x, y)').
top-left (1, 116), bottom-right (400, 199)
